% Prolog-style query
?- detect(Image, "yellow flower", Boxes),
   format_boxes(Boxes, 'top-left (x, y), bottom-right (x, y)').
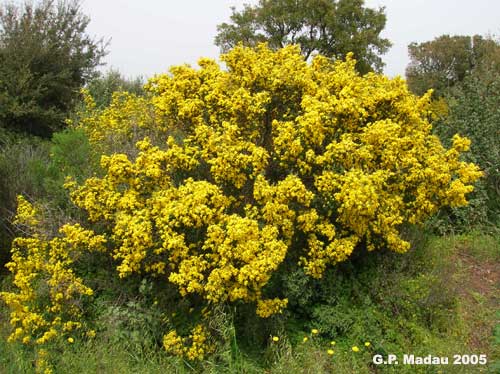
top-left (364, 341), bottom-right (371, 347)
top-left (352, 346), bottom-right (359, 352)
top-left (67, 337), bottom-right (74, 343)
top-left (327, 349), bottom-right (334, 355)
top-left (330, 341), bottom-right (336, 345)
top-left (303, 337), bottom-right (308, 342)
top-left (272, 336), bottom-right (279, 342)
top-left (311, 329), bottom-right (319, 335)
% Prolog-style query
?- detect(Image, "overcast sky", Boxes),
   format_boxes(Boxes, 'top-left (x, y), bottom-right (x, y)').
top-left (79, 0), bottom-right (500, 79)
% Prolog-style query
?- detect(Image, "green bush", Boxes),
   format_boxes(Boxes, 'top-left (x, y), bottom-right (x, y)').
top-left (0, 133), bottom-right (50, 266)
top-left (433, 65), bottom-right (500, 230)
top-left (0, 0), bottom-right (106, 137)
top-left (0, 127), bottom-right (96, 267)
top-left (86, 69), bottom-right (145, 109)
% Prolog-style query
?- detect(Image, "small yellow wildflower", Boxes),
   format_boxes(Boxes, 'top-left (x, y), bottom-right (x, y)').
top-left (272, 336), bottom-right (279, 342)
top-left (327, 349), bottom-right (334, 355)
top-left (364, 341), bottom-right (371, 347)
top-left (303, 337), bottom-right (308, 342)
top-left (352, 346), bottom-right (359, 352)
top-left (311, 329), bottom-right (319, 335)
top-left (67, 337), bottom-right (74, 343)
top-left (330, 341), bottom-right (336, 345)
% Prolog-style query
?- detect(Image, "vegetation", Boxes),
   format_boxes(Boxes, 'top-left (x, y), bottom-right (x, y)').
top-left (406, 34), bottom-right (500, 231)
top-left (0, 1), bottom-right (498, 373)
top-left (0, 0), bottom-right (107, 137)
top-left (406, 35), bottom-right (500, 97)
top-left (86, 69), bottom-right (145, 109)
top-left (431, 64), bottom-right (500, 230)
top-left (0, 230), bottom-right (498, 373)
top-left (215, 0), bottom-right (391, 73)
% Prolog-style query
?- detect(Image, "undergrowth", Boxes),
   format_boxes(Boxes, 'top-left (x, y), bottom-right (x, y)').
top-left (1, 230), bottom-right (498, 373)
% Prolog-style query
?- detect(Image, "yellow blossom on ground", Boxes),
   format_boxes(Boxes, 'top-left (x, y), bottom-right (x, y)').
top-left (352, 346), bottom-right (360, 352)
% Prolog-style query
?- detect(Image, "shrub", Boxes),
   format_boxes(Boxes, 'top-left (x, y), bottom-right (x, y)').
top-left (434, 66), bottom-right (500, 228)
top-left (1, 45), bottom-right (481, 360)
top-left (72, 89), bottom-right (163, 156)
top-left (0, 128), bottom-right (95, 268)
top-left (0, 133), bottom-right (51, 266)
top-left (0, 0), bottom-right (107, 137)
top-left (85, 69), bottom-right (145, 109)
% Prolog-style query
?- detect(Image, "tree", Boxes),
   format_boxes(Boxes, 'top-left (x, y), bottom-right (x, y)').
top-left (0, 0), bottom-right (107, 137)
top-left (215, 0), bottom-right (391, 74)
top-left (405, 34), bottom-right (500, 96)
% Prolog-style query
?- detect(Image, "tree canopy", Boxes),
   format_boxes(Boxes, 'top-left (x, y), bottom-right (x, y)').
top-left (0, 0), bottom-right (107, 137)
top-left (215, 0), bottom-right (391, 74)
top-left (405, 34), bottom-right (500, 96)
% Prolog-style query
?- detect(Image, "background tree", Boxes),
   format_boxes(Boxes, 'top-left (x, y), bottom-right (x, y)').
top-left (405, 34), bottom-right (500, 96)
top-left (85, 69), bottom-right (145, 109)
top-left (215, 0), bottom-right (391, 74)
top-left (0, 0), bottom-right (107, 137)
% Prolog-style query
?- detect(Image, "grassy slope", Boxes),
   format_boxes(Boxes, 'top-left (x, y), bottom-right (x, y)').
top-left (0, 231), bottom-right (498, 374)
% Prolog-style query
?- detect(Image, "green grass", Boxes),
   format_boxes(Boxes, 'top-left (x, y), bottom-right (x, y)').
top-left (1, 230), bottom-right (498, 373)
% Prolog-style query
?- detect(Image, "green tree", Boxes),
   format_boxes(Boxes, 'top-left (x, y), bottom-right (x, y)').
top-left (215, 0), bottom-right (391, 74)
top-left (405, 34), bottom-right (500, 96)
top-left (0, 0), bottom-right (107, 137)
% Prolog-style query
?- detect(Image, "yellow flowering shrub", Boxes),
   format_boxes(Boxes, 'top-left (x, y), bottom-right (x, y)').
top-left (163, 324), bottom-right (214, 361)
top-left (1, 197), bottom-right (106, 345)
top-left (74, 89), bottom-right (167, 155)
top-left (2, 44), bottom-right (482, 359)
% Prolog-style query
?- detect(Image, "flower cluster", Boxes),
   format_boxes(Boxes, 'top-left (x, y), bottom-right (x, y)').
top-left (163, 324), bottom-right (214, 361)
top-left (1, 198), bottom-right (105, 345)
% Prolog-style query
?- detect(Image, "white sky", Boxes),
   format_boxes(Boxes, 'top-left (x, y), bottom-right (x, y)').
top-left (78, 0), bottom-right (500, 79)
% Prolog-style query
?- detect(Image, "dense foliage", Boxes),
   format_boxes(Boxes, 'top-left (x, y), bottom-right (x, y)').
top-left (405, 35), bottom-right (500, 96)
top-left (432, 64), bottom-right (500, 227)
top-left (215, 0), bottom-right (391, 73)
top-left (85, 69), bottom-right (145, 109)
top-left (0, 0), bottom-right (106, 137)
top-left (0, 45), bottom-right (482, 363)
top-left (405, 34), bottom-right (500, 229)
